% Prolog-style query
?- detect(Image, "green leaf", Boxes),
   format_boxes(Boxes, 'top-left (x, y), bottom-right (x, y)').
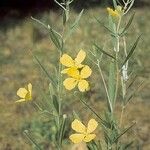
top-left (108, 61), bottom-right (116, 106)
top-left (53, 95), bottom-right (59, 114)
top-left (123, 141), bottom-right (134, 149)
top-left (120, 13), bottom-right (135, 36)
top-left (23, 130), bottom-right (42, 150)
top-left (59, 114), bottom-right (67, 146)
top-left (94, 17), bottom-right (116, 36)
top-left (94, 43), bottom-right (116, 60)
top-left (65, 9), bottom-right (84, 40)
top-left (49, 28), bottom-right (62, 51)
top-left (33, 55), bottom-right (56, 88)
top-left (121, 35), bottom-right (141, 67)
top-left (125, 81), bottom-right (144, 104)
top-left (112, 122), bottom-right (136, 143)
top-left (127, 75), bottom-right (138, 89)
top-left (87, 140), bottom-right (98, 150)
top-left (79, 98), bottom-right (105, 124)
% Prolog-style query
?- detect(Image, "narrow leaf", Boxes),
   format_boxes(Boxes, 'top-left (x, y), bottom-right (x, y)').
top-left (125, 81), bottom-right (144, 104)
top-left (120, 13), bottom-right (135, 36)
top-left (113, 122), bottom-right (136, 143)
top-left (124, 141), bottom-right (134, 149)
top-left (127, 75), bottom-right (138, 89)
top-left (23, 130), bottom-right (42, 150)
top-left (122, 35), bottom-right (141, 67)
top-left (33, 55), bottom-right (56, 88)
top-left (65, 9), bottom-right (84, 40)
top-left (70, 9), bottom-right (84, 29)
top-left (59, 115), bottom-right (67, 145)
top-left (94, 16), bottom-right (115, 35)
top-left (49, 28), bottom-right (62, 51)
top-left (31, 16), bottom-right (61, 37)
top-left (80, 98), bottom-right (105, 123)
top-left (94, 43), bottom-right (116, 60)
top-left (53, 95), bottom-right (59, 114)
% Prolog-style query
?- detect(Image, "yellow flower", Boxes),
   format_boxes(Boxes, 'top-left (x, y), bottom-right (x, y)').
top-left (107, 6), bottom-right (123, 17)
top-left (69, 119), bottom-right (98, 144)
top-left (16, 83), bottom-right (32, 103)
top-left (60, 49), bottom-right (86, 75)
top-left (63, 65), bottom-right (92, 92)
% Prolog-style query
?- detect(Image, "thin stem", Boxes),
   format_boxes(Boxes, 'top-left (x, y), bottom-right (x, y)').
top-left (57, 8), bottom-right (67, 149)
top-left (54, 0), bottom-right (66, 11)
top-left (119, 105), bottom-right (125, 127)
top-left (97, 61), bottom-right (113, 113)
top-left (114, 50), bottom-right (119, 107)
top-left (113, 17), bottom-right (121, 107)
top-left (58, 53), bottom-right (62, 115)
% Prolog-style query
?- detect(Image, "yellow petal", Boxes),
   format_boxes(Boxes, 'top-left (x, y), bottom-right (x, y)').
top-left (28, 83), bottom-right (32, 95)
top-left (80, 65), bottom-right (92, 79)
top-left (25, 91), bottom-right (32, 100)
top-left (63, 78), bottom-right (77, 90)
top-left (26, 83), bottom-right (32, 100)
top-left (15, 99), bottom-right (26, 103)
top-left (87, 119), bottom-right (98, 133)
top-left (107, 7), bottom-right (119, 17)
top-left (83, 134), bottom-right (96, 142)
top-left (71, 119), bottom-right (86, 133)
top-left (75, 49), bottom-right (86, 64)
top-left (78, 80), bottom-right (89, 92)
top-left (60, 54), bottom-right (74, 67)
top-left (17, 88), bottom-right (28, 98)
top-left (69, 134), bottom-right (85, 144)
top-left (61, 68), bottom-right (69, 74)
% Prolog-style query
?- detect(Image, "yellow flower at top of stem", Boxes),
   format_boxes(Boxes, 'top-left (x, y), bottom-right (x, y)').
top-left (16, 83), bottom-right (32, 103)
top-left (107, 5), bottom-right (123, 18)
top-left (69, 119), bottom-right (98, 144)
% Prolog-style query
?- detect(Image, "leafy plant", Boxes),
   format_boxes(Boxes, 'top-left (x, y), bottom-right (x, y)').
top-left (15, 0), bottom-right (142, 149)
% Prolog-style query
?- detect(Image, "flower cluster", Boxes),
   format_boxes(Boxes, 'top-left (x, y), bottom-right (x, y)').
top-left (60, 50), bottom-right (92, 92)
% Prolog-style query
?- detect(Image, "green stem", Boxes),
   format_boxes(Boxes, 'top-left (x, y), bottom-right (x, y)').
top-left (97, 61), bottom-right (113, 113)
top-left (119, 105), bottom-right (125, 127)
top-left (113, 17), bottom-right (121, 107)
top-left (56, 10), bottom-right (67, 150)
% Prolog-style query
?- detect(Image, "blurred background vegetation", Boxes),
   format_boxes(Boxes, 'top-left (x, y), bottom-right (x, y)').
top-left (0, 0), bottom-right (150, 149)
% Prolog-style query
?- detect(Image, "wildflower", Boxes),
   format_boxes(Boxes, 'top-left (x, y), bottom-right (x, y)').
top-left (107, 6), bottom-right (123, 17)
top-left (69, 119), bottom-right (98, 144)
top-left (60, 49), bottom-right (86, 75)
top-left (16, 83), bottom-right (32, 103)
top-left (63, 65), bottom-right (92, 92)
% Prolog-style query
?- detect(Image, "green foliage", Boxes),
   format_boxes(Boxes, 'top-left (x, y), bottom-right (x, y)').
top-left (121, 35), bottom-right (141, 67)
top-left (12, 0), bottom-right (145, 149)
